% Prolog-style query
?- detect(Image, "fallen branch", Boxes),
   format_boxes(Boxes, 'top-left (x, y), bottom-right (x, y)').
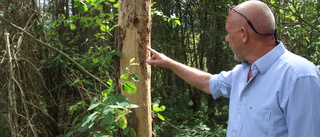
top-left (0, 15), bottom-right (109, 88)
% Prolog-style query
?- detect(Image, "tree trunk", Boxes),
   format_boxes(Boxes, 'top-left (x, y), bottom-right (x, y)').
top-left (117, 0), bottom-right (152, 136)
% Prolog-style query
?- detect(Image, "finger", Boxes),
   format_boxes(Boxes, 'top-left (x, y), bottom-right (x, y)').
top-left (151, 55), bottom-right (157, 60)
top-left (147, 46), bottom-right (159, 55)
top-left (146, 59), bottom-right (156, 65)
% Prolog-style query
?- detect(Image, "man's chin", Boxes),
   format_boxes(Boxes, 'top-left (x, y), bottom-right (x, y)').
top-left (234, 55), bottom-right (244, 62)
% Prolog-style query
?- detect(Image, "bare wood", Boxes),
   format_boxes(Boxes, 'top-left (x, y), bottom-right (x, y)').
top-left (5, 32), bottom-right (18, 137)
top-left (118, 0), bottom-right (152, 136)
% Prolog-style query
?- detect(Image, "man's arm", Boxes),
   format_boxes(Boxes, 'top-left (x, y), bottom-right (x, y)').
top-left (146, 47), bottom-right (213, 94)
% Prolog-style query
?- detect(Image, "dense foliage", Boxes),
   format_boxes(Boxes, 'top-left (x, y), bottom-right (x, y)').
top-left (0, 0), bottom-right (318, 136)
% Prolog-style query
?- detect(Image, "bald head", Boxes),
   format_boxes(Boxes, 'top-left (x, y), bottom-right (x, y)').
top-left (230, 1), bottom-right (276, 35)
top-left (225, 1), bottom-right (278, 63)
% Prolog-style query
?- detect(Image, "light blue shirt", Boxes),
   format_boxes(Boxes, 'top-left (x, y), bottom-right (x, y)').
top-left (209, 42), bottom-right (320, 137)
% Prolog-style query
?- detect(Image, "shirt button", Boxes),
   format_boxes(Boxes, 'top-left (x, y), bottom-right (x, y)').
top-left (237, 115), bottom-right (241, 119)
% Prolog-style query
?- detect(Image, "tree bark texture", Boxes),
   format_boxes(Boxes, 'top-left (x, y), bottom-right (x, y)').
top-left (117, 0), bottom-right (152, 136)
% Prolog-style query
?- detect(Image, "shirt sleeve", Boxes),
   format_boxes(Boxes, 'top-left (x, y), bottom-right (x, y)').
top-left (286, 76), bottom-right (320, 137)
top-left (209, 71), bottom-right (232, 99)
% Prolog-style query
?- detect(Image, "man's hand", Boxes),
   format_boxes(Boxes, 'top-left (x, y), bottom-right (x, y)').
top-left (146, 47), bottom-right (174, 69)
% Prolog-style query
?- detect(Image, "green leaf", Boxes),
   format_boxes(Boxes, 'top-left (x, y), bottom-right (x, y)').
top-left (130, 73), bottom-right (139, 81)
top-left (129, 127), bottom-right (137, 137)
top-left (125, 104), bottom-right (139, 109)
top-left (156, 113), bottom-right (166, 121)
top-left (122, 81), bottom-right (137, 93)
top-left (123, 127), bottom-right (130, 135)
top-left (92, 58), bottom-right (99, 63)
top-left (120, 73), bottom-right (130, 79)
top-left (105, 94), bottom-right (129, 104)
top-left (77, 3), bottom-right (88, 13)
top-left (113, 3), bottom-right (119, 8)
top-left (82, 112), bottom-right (98, 126)
top-left (107, 79), bottom-right (113, 86)
top-left (100, 24), bottom-right (110, 32)
top-left (119, 116), bottom-right (127, 129)
top-left (70, 23), bottom-right (76, 30)
top-left (88, 101), bottom-right (101, 110)
top-left (70, 78), bottom-right (82, 86)
top-left (174, 20), bottom-right (181, 26)
top-left (88, 122), bottom-right (95, 129)
top-left (153, 105), bottom-right (166, 112)
top-left (66, 130), bottom-right (74, 137)
top-left (111, 50), bottom-right (123, 57)
top-left (77, 124), bottom-right (88, 132)
top-left (100, 113), bottom-right (114, 126)
top-left (270, 0), bottom-right (276, 4)
top-left (101, 106), bottom-right (113, 113)
top-left (110, 104), bottom-right (124, 109)
top-left (96, 18), bottom-right (102, 24)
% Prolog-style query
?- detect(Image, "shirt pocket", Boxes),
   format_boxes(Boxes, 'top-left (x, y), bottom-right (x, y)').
top-left (243, 102), bottom-right (271, 137)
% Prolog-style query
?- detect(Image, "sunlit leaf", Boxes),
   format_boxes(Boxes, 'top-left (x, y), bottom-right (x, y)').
top-left (120, 73), bottom-right (130, 79)
top-left (88, 101), bottom-right (101, 110)
top-left (70, 23), bottom-right (76, 30)
top-left (174, 20), bottom-right (181, 26)
top-left (119, 116), bottom-right (127, 129)
top-left (129, 58), bottom-right (135, 63)
top-left (157, 113), bottom-right (165, 121)
top-left (92, 58), bottom-right (99, 63)
top-left (125, 104), bottom-right (139, 109)
top-left (113, 3), bottom-right (119, 8)
top-left (107, 79), bottom-right (113, 86)
top-left (153, 105), bottom-right (166, 112)
top-left (122, 81), bottom-right (137, 93)
top-left (88, 122), bottom-right (95, 129)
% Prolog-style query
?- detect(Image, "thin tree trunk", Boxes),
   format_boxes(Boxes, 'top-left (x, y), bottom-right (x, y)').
top-left (5, 32), bottom-right (17, 137)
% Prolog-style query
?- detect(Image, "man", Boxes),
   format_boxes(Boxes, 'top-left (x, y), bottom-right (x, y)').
top-left (147, 1), bottom-right (320, 137)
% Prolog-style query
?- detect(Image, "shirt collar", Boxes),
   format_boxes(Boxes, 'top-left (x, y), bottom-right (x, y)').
top-left (253, 42), bottom-right (286, 74)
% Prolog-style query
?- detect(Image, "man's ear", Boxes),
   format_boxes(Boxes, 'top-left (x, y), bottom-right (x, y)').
top-left (240, 27), bottom-right (249, 43)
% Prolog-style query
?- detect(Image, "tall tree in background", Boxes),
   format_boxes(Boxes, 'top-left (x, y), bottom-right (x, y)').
top-left (117, 0), bottom-right (153, 136)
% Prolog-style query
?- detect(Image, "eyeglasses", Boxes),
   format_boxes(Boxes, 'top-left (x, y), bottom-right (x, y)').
top-left (227, 4), bottom-right (279, 44)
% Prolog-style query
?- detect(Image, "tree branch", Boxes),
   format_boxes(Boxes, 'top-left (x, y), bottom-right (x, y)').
top-left (0, 15), bottom-right (109, 88)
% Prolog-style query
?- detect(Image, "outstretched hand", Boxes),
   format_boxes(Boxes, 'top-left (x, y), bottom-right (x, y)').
top-left (146, 47), bottom-right (173, 68)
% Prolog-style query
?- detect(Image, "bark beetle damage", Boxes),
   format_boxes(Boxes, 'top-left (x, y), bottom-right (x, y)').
top-left (120, 0), bottom-right (129, 20)
top-left (137, 1), bottom-right (151, 73)
top-left (119, 0), bottom-right (151, 75)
